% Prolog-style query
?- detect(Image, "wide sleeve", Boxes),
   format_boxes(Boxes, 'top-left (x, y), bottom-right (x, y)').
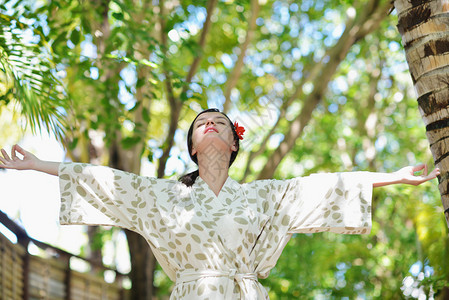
top-left (267, 172), bottom-right (373, 235)
top-left (58, 162), bottom-right (164, 232)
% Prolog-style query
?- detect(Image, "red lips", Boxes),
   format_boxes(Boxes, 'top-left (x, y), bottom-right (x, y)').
top-left (204, 126), bottom-right (218, 134)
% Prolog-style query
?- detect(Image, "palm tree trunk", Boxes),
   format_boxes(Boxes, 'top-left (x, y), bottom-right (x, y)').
top-left (394, 1), bottom-right (449, 298)
top-left (394, 0), bottom-right (449, 227)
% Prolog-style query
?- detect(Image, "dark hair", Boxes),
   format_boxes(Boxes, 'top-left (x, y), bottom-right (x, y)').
top-left (179, 108), bottom-right (240, 186)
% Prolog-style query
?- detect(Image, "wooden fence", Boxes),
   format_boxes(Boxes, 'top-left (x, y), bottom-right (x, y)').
top-left (0, 210), bottom-right (129, 300)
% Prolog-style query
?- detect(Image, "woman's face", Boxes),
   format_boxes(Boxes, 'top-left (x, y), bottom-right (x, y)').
top-left (191, 112), bottom-right (237, 157)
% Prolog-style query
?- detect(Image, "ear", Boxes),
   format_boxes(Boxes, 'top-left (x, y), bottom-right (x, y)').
top-left (230, 140), bottom-right (237, 152)
top-left (191, 147), bottom-right (197, 156)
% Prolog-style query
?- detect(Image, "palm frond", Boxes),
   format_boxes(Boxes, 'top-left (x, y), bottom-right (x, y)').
top-left (0, 13), bottom-right (71, 141)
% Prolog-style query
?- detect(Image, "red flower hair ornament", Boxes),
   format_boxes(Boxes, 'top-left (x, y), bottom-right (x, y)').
top-left (233, 121), bottom-right (245, 140)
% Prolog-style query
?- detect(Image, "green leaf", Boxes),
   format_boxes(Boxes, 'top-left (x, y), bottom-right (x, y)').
top-left (112, 12), bottom-right (124, 21)
top-left (142, 107), bottom-right (150, 123)
top-left (70, 29), bottom-right (80, 45)
top-left (121, 136), bottom-right (141, 149)
top-left (52, 31), bottom-right (68, 51)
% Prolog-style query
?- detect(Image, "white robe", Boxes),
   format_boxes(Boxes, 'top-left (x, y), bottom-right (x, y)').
top-left (58, 163), bottom-right (372, 299)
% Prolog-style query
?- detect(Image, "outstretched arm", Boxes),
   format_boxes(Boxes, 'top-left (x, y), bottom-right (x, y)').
top-left (0, 144), bottom-right (60, 176)
top-left (371, 164), bottom-right (440, 188)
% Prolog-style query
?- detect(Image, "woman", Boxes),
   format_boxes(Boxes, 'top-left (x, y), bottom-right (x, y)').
top-left (0, 108), bottom-right (440, 299)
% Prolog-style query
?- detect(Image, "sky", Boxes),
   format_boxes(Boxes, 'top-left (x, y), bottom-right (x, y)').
top-left (0, 132), bottom-right (131, 275)
top-left (0, 133), bottom-right (66, 243)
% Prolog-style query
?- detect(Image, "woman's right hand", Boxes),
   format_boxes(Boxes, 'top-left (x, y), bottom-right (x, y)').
top-left (0, 144), bottom-right (39, 171)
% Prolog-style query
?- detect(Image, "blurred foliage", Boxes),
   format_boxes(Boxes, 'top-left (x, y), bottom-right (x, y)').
top-left (0, 7), bottom-right (69, 140)
top-left (0, 101), bottom-right (25, 146)
top-left (1, 0), bottom-right (448, 298)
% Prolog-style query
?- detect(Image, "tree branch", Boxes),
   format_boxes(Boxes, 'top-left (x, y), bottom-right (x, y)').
top-left (240, 51), bottom-right (328, 181)
top-left (184, 0), bottom-right (218, 86)
top-left (223, 0), bottom-right (260, 113)
top-left (158, 0), bottom-right (218, 178)
top-left (157, 0), bottom-right (180, 178)
top-left (255, 0), bottom-right (393, 179)
top-left (359, 59), bottom-right (383, 170)
top-left (125, 1), bottom-right (154, 174)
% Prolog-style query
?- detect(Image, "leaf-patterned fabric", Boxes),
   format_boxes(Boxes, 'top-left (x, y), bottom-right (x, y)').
top-left (59, 163), bottom-right (373, 299)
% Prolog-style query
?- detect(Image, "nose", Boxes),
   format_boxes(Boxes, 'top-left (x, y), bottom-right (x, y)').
top-left (206, 119), bottom-right (215, 126)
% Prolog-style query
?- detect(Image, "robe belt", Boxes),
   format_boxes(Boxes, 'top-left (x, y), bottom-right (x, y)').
top-left (175, 269), bottom-right (258, 297)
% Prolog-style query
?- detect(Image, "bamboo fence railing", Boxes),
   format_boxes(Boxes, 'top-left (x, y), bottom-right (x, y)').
top-left (0, 210), bottom-right (129, 300)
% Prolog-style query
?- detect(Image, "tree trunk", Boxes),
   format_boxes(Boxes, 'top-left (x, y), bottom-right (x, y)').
top-left (394, 0), bottom-right (449, 298)
top-left (125, 229), bottom-right (157, 300)
top-left (88, 0), bottom-right (159, 296)
top-left (393, 0), bottom-right (449, 227)
top-left (109, 138), bottom-right (157, 299)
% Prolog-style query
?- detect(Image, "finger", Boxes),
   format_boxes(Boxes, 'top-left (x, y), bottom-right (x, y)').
top-left (0, 154), bottom-right (12, 168)
top-left (11, 145), bottom-right (17, 160)
top-left (412, 164), bottom-right (425, 173)
top-left (420, 168), bottom-right (440, 183)
top-left (429, 168), bottom-right (440, 178)
top-left (13, 144), bottom-right (27, 157)
top-left (1, 148), bottom-right (11, 161)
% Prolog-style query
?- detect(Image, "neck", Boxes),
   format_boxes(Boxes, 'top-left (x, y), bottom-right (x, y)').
top-left (197, 151), bottom-right (231, 197)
